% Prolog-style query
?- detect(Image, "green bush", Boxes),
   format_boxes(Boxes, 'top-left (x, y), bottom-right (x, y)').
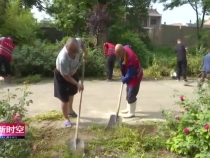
top-left (161, 83), bottom-right (210, 157)
top-left (77, 47), bottom-right (105, 77)
top-left (13, 74), bottom-right (42, 84)
top-left (0, 0), bottom-right (38, 45)
top-left (108, 25), bottom-right (152, 68)
top-left (12, 38), bottom-right (105, 78)
top-left (143, 45), bottom-right (206, 79)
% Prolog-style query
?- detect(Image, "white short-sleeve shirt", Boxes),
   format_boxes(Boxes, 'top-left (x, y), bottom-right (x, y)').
top-left (56, 46), bottom-right (80, 76)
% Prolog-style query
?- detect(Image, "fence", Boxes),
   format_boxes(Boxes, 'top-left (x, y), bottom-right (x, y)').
top-left (149, 25), bottom-right (210, 46)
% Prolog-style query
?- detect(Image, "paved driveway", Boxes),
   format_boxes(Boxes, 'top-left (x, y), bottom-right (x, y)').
top-left (0, 79), bottom-right (198, 125)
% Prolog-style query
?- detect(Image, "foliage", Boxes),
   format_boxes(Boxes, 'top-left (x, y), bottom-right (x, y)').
top-left (46, 0), bottom-right (94, 36)
top-left (12, 39), bottom-right (62, 77)
top-left (161, 82), bottom-right (210, 157)
top-left (143, 55), bottom-right (163, 79)
top-left (33, 110), bottom-right (63, 122)
top-left (86, 3), bottom-right (111, 45)
top-left (78, 47), bottom-right (105, 77)
top-left (28, 122), bottom-right (176, 158)
top-left (0, 83), bottom-right (34, 157)
top-left (12, 38), bottom-right (105, 77)
top-left (108, 26), bottom-right (152, 68)
top-left (0, 0), bottom-right (38, 45)
top-left (143, 45), bottom-right (206, 79)
top-left (124, 0), bottom-right (150, 32)
top-left (13, 75), bottom-right (42, 84)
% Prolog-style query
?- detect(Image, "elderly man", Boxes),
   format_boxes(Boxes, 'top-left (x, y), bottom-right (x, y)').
top-left (115, 44), bottom-right (143, 118)
top-left (0, 36), bottom-right (15, 83)
top-left (54, 38), bottom-right (86, 127)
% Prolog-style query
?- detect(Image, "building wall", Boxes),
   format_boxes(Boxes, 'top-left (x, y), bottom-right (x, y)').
top-left (149, 25), bottom-right (210, 46)
top-left (142, 16), bottom-right (161, 28)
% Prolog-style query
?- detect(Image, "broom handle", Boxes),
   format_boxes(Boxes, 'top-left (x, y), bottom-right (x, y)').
top-left (75, 60), bottom-right (85, 139)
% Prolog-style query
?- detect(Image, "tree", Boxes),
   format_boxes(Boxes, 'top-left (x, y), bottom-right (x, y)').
top-left (0, 0), bottom-right (38, 45)
top-left (46, 0), bottom-right (95, 36)
top-left (86, 3), bottom-right (111, 45)
top-left (153, 0), bottom-right (210, 41)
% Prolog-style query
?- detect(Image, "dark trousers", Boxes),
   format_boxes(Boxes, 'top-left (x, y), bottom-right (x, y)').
top-left (54, 69), bottom-right (79, 103)
top-left (126, 84), bottom-right (140, 104)
top-left (177, 60), bottom-right (187, 80)
top-left (0, 55), bottom-right (11, 76)
top-left (105, 55), bottom-right (116, 80)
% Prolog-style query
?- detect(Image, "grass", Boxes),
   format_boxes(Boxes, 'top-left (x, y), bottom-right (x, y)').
top-left (32, 110), bottom-right (63, 122)
top-left (26, 123), bottom-right (178, 158)
top-left (4, 111), bottom-right (179, 158)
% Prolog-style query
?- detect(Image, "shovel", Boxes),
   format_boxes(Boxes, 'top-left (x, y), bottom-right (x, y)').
top-left (107, 83), bottom-right (124, 128)
top-left (67, 60), bottom-right (85, 154)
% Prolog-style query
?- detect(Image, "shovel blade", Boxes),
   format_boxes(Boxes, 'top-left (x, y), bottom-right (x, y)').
top-left (107, 114), bottom-right (122, 128)
top-left (67, 138), bottom-right (85, 154)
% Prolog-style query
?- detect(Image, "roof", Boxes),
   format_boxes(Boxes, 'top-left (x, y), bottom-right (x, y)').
top-left (204, 18), bottom-right (210, 25)
top-left (148, 9), bottom-right (161, 17)
top-left (170, 23), bottom-right (186, 26)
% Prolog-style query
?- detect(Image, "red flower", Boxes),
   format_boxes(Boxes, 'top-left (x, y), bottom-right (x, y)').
top-left (175, 115), bottom-right (179, 120)
top-left (184, 127), bottom-right (190, 134)
top-left (204, 124), bottom-right (209, 130)
top-left (185, 107), bottom-right (189, 111)
top-left (12, 114), bottom-right (21, 123)
top-left (179, 110), bottom-right (183, 114)
top-left (180, 95), bottom-right (184, 101)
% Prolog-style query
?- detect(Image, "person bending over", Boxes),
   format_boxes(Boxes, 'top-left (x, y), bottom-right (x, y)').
top-left (54, 38), bottom-right (85, 127)
top-left (115, 44), bottom-right (143, 118)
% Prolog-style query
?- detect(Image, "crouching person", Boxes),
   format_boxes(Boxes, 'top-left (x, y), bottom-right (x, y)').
top-left (114, 44), bottom-right (143, 118)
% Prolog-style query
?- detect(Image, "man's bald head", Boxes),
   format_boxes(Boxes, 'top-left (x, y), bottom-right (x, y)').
top-left (115, 44), bottom-right (125, 58)
top-left (66, 38), bottom-right (79, 57)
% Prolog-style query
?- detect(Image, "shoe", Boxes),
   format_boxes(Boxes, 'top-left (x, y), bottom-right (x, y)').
top-left (68, 111), bottom-right (77, 118)
top-left (64, 120), bottom-right (72, 128)
top-left (121, 103), bottom-right (129, 114)
top-left (122, 101), bottom-right (136, 118)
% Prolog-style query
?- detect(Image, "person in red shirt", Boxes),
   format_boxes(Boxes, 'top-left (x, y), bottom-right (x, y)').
top-left (115, 44), bottom-right (143, 118)
top-left (0, 36), bottom-right (15, 83)
top-left (103, 42), bottom-right (116, 81)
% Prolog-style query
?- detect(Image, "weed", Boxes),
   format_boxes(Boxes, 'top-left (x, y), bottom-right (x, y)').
top-left (33, 110), bottom-right (63, 122)
top-left (13, 74), bottom-right (42, 84)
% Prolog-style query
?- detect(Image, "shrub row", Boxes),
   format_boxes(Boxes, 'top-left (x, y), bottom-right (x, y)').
top-left (10, 37), bottom-right (206, 79)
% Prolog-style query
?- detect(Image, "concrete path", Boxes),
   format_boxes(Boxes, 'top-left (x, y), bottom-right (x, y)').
top-left (0, 79), bottom-right (199, 125)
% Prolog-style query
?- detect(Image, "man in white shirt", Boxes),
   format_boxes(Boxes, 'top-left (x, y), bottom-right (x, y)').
top-left (54, 38), bottom-right (86, 127)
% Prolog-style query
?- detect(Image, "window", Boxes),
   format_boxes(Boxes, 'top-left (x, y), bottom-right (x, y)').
top-left (150, 19), bottom-right (157, 25)
top-left (142, 19), bottom-right (147, 27)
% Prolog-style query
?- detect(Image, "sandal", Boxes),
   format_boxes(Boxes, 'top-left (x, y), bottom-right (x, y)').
top-left (68, 111), bottom-right (77, 118)
top-left (64, 120), bottom-right (72, 127)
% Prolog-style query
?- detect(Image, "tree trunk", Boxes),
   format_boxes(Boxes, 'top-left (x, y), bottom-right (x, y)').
top-left (196, 10), bottom-right (200, 41)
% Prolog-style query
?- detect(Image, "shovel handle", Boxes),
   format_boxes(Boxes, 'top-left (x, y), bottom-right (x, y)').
top-left (116, 83), bottom-right (124, 117)
top-left (74, 60), bottom-right (85, 140)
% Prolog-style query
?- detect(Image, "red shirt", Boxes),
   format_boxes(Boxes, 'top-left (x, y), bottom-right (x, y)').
top-left (123, 46), bottom-right (143, 87)
top-left (0, 38), bottom-right (15, 61)
top-left (104, 42), bottom-right (115, 56)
